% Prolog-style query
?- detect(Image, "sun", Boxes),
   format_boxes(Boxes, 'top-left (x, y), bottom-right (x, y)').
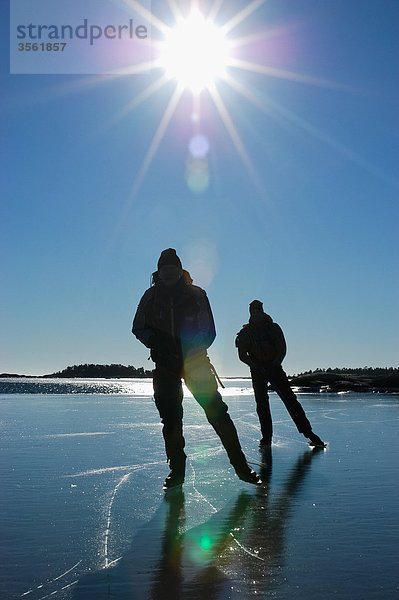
top-left (112, 0), bottom-right (336, 198)
top-left (158, 10), bottom-right (231, 94)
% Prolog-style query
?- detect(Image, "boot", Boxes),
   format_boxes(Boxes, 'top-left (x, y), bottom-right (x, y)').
top-left (307, 431), bottom-right (326, 448)
top-left (212, 415), bottom-right (262, 485)
top-left (234, 463), bottom-right (262, 485)
top-left (162, 424), bottom-right (186, 491)
top-left (163, 470), bottom-right (185, 491)
top-left (259, 437), bottom-right (272, 448)
top-left (163, 456), bottom-right (186, 491)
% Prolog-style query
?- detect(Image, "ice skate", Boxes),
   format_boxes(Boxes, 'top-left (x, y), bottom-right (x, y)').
top-left (234, 463), bottom-right (262, 485)
top-left (307, 432), bottom-right (327, 448)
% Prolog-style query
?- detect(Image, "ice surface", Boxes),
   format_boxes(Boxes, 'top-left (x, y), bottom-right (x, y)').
top-left (1, 380), bottom-right (398, 599)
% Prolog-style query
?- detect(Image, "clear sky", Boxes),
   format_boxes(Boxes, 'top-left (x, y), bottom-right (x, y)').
top-left (1, 0), bottom-right (398, 376)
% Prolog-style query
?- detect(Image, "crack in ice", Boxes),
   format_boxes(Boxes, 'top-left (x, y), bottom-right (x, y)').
top-left (104, 473), bottom-right (131, 567)
top-left (20, 560), bottom-right (82, 598)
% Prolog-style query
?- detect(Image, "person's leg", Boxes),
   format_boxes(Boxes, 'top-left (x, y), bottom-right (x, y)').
top-left (184, 355), bottom-right (261, 484)
top-left (268, 366), bottom-right (325, 446)
top-left (153, 366), bottom-right (187, 487)
top-left (250, 368), bottom-right (273, 445)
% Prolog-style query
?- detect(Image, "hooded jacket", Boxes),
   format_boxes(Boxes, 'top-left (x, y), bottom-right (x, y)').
top-left (235, 312), bottom-right (287, 369)
top-left (132, 271), bottom-right (216, 365)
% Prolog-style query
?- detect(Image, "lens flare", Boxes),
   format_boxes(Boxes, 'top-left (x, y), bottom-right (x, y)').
top-left (186, 132), bottom-right (211, 194)
top-left (186, 156), bottom-right (210, 194)
top-left (200, 534), bottom-right (213, 551)
top-left (184, 240), bottom-right (219, 287)
top-left (189, 133), bottom-right (210, 158)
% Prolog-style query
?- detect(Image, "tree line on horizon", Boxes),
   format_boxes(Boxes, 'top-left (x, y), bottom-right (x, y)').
top-left (43, 364), bottom-right (398, 379)
top-left (291, 366), bottom-right (398, 377)
top-left (1, 364), bottom-right (397, 380)
top-left (44, 363), bottom-right (153, 378)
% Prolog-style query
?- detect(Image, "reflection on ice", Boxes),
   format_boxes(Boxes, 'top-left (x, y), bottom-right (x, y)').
top-left (1, 387), bottom-right (398, 599)
top-left (72, 448), bottom-right (325, 599)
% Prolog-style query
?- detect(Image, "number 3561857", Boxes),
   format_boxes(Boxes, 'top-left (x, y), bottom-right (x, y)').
top-left (18, 42), bottom-right (67, 51)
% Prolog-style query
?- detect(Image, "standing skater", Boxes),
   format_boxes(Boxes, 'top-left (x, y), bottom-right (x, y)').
top-left (235, 300), bottom-right (326, 448)
top-left (132, 249), bottom-right (261, 490)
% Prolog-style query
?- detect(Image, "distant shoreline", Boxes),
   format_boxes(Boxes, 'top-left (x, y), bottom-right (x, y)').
top-left (1, 365), bottom-right (398, 394)
top-left (289, 371), bottom-right (399, 394)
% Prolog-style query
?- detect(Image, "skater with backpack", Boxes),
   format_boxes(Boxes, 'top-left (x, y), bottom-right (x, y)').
top-left (236, 300), bottom-right (326, 448)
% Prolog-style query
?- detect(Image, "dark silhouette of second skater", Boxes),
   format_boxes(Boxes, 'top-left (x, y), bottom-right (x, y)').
top-left (235, 300), bottom-right (326, 448)
top-left (132, 249), bottom-right (261, 490)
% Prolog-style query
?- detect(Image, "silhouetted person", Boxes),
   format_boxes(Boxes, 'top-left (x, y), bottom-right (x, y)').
top-left (132, 249), bottom-right (261, 490)
top-left (235, 300), bottom-right (326, 448)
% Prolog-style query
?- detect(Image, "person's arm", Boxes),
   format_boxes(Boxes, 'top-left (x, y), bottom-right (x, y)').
top-left (187, 288), bottom-right (217, 351)
top-left (235, 331), bottom-right (259, 369)
top-left (237, 346), bottom-right (253, 367)
top-left (270, 323), bottom-right (287, 365)
top-left (199, 292), bottom-right (217, 348)
top-left (132, 289), bottom-right (156, 348)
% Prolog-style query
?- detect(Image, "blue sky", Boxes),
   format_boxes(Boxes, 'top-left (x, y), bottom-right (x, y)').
top-left (1, 0), bottom-right (398, 376)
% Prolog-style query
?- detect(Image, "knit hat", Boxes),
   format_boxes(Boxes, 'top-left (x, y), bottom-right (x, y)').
top-left (157, 248), bottom-right (182, 270)
top-left (249, 299), bottom-right (264, 312)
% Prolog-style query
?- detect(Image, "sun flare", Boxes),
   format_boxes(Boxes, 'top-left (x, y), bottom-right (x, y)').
top-left (111, 0), bottom-right (338, 199)
top-left (159, 11), bottom-right (231, 94)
